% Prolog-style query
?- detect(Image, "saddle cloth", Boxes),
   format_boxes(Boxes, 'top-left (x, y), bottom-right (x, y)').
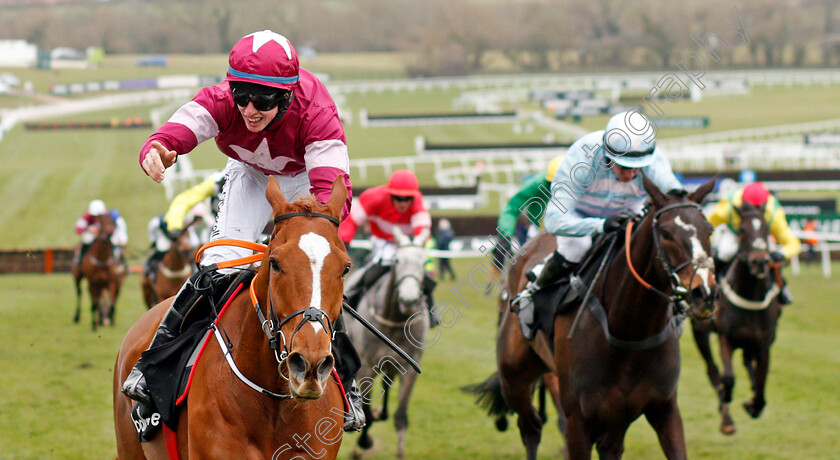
top-left (530, 231), bottom-right (622, 341)
top-left (132, 270), bottom-right (255, 442)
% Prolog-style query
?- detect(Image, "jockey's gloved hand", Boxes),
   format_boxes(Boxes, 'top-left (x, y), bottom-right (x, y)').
top-left (603, 210), bottom-right (637, 233)
top-left (770, 251), bottom-right (786, 263)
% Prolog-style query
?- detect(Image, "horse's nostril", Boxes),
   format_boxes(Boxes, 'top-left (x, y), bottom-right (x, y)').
top-left (287, 353), bottom-right (307, 378)
top-left (317, 355), bottom-right (334, 380)
top-left (691, 285), bottom-right (709, 300)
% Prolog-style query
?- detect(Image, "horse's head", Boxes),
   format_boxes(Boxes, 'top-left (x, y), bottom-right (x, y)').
top-left (97, 213), bottom-right (116, 241)
top-left (735, 202), bottom-right (772, 279)
top-left (257, 176), bottom-right (351, 400)
top-left (390, 226), bottom-right (430, 316)
top-left (643, 176), bottom-right (717, 320)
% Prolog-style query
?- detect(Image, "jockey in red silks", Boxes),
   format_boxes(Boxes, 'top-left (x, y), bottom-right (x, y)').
top-left (339, 170), bottom-right (437, 320)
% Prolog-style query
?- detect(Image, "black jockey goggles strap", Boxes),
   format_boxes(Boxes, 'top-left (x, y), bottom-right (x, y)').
top-left (273, 212), bottom-right (339, 227)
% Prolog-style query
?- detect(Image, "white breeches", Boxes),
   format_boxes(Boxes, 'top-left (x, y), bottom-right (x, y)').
top-left (202, 158), bottom-right (312, 267)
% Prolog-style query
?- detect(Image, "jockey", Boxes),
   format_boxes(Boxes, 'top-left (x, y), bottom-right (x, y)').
top-left (707, 181), bottom-right (801, 304)
top-left (491, 155), bottom-right (565, 279)
top-left (122, 30), bottom-right (364, 431)
top-left (339, 170), bottom-right (437, 322)
top-left (143, 173), bottom-right (223, 281)
top-left (513, 110), bottom-right (684, 340)
top-left (75, 199), bottom-right (129, 266)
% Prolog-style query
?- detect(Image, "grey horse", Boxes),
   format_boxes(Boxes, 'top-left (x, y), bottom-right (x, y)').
top-left (349, 226), bottom-right (430, 459)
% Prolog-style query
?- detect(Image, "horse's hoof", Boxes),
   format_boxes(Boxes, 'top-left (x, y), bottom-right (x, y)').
top-left (351, 449), bottom-right (364, 460)
top-left (720, 423), bottom-right (737, 435)
top-left (357, 434), bottom-right (373, 450)
top-left (743, 401), bottom-right (764, 419)
top-left (494, 415), bottom-right (508, 432)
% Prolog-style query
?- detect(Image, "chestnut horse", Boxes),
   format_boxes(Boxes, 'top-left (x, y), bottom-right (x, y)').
top-left (141, 229), bottom-right (195, 309)
top-left (73, 212), bottom-right (125, 330)
top-left (469, 177), bottom-right (717, 459)
top-left (690, 201), bottom-right (782, 435)
top-left (114, 176), bottom-right (350, 459)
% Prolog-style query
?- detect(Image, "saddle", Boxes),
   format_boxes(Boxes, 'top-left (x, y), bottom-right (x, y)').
top-left (132, 270), bottom-right (256, 442)
top-left (530, 231), bottom-right (622, 340)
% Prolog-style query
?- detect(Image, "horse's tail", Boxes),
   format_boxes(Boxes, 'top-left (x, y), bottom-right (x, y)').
top-left (461, 371), bottom-right (511, 418)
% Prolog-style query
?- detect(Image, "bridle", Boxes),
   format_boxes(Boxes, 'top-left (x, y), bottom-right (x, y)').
top-left (374, 243), bottom-right (426, 328)
top-left (195, 211), bottom-right (341, 397)
top-left (625, 202), bottom-right (714, 314)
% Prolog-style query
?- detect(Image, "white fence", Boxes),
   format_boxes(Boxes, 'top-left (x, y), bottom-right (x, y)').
top-left (326, 69), bottom-right (840, 96)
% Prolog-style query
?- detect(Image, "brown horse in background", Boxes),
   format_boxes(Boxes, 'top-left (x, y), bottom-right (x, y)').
top-left (113, 176), bottom-right (350, 459)
top-left (141, 229), bottom-right (195, 309)
top-left (73, 212), bottom-right (125, 330)
top-left (691, 201), bottom-right (783, 435)
top-left (469, 177), bottom-right (717, 459)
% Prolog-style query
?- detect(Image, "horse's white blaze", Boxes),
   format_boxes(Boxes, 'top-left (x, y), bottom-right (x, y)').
top-left (298, 232), bottom-right (330, 334)
top-left (751, 219), bottom-right (769, 250)
top-left (675, 217), bottom-right (712, 287)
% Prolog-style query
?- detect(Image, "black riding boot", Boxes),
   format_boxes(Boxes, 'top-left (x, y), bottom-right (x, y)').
top-left (332, 314), bottom-right (366, 431)
top-left (144, 250), bottom-right (166, 281)
top-left (512, 251), bottom-right (576, 340)
top-left (121, 267), bottom-right (233, 406)
top-left (344, 262), bottom-right (390, 311)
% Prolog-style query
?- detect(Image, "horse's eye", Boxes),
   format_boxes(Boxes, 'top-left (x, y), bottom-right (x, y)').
top-left (660, 229), bottom-right (674, 241)
top-left (269, 259), bottom-right (281, 272)
top-left (342, 263), bottom-right (351, 278)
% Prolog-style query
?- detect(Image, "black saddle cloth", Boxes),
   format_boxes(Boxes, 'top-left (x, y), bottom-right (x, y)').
top-left (531, 231), bottom-right (622, 339)
top-left (137, 270), bottom-right (256, 434)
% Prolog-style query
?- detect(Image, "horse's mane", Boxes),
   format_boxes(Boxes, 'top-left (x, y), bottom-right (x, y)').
top-left (286, 196), bottom-right (329, 214)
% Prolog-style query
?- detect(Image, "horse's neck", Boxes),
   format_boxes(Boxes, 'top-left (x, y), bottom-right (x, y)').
top-left (225, 290), bottom-right (291, 398)
top-left (600, 218), bottom-right (671, 337)
top-left (89, 238), bottom-right (112, 261)
top-left (163, 247), bottom-right (187, 268)
top-left (729, 257), bottom-right (770, 301)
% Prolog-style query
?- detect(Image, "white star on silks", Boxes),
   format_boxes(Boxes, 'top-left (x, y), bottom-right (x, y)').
top-left (246, 30), bottom-right (293, 59)
top-left (230, 138), bottom-right (294, 172)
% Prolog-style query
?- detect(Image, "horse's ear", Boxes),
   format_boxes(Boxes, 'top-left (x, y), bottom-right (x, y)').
top-left (265, 176), bottom-right (290, 217)
top-left (392, 225), bottom-right (410, 247)
top-left (325, 175), bottom-right (348, 220)
top-left (642, 174), bottom-right (668, 209)
top-left (413, 227), bottom-right (430, 247)
top-left (688, 177), bottom-right (716, 204)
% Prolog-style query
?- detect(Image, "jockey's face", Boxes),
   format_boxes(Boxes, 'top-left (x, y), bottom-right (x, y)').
top-left (391, 195), bottom-right (413, 213)
top-left (611, 163), bottom-right (640, 182)
top-left (237, 102), bottom-right (279, 132)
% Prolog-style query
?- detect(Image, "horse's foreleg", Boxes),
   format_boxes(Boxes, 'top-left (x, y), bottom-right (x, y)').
top-left (373, 382), bottom-right (390, 421)
top-left (563, 413), bottom-right (592, 460)
top-left (73, 276), bottom-right (82, 323)
top-left (645, 399), bottom-right (687, 460)
top-left (393, 370), bottom-right (420, 460)
top-left (743, 348), bottom-right (770, 419)
top-left (690, 319), bottom-right (722, 395)
top-left (718, 336), bottom-right (737, 434)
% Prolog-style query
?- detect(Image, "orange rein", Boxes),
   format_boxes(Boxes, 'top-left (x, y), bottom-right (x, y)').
top-left (625, 220), bottom-right (653, 290)
top-left (194, 239), bottom-right (268, 307)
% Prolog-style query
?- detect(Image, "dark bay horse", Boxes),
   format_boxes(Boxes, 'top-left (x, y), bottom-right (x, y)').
top-left (141, 229), bottom-right (195, 309)
top-left (114, 177), bottom-right (350, 459)
top-left (691, 201), bottom-right (782, 435)
top-left (73, 212), bottom-right (125, 330)
top-left (349, 226), bottom-right (430, 460)
top-left (469, 177), bottom-right (717, 460)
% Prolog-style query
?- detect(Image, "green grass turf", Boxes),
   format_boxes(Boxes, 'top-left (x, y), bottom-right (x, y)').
top-left (0, 260), bottom-right (837, 459)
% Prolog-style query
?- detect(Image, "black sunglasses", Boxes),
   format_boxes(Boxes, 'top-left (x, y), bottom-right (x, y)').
top-left (391, 195), bottom-right (414, 203)
top-left (231, 88), bottom-right (293, 112)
